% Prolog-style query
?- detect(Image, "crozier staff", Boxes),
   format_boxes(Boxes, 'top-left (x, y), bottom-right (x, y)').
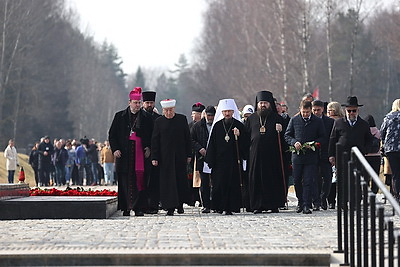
top-left (205, 99), bottom-right (249, 215)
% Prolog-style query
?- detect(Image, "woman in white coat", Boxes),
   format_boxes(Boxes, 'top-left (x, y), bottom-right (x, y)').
top-left (4, 139), bottom-right (19, 183)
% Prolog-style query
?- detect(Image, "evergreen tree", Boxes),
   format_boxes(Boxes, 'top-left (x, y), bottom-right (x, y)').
top-left (134, 66), bottom-right (146, 90)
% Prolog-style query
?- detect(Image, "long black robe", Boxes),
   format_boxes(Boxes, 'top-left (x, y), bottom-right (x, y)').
top-left (108, 107), bottom-right (153, 212)
top-left (151, 114), bottom-right (192, 210)
top-left (245, 112), bottom-right (286, 211)
top-left (205, 118), bottom-right (249, 212)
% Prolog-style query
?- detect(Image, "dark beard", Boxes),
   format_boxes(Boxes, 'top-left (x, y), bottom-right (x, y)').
top-left (257, 107), bottom-right (271, 118)
top-left (144, 106), bottom-right (153, 113)
top-left (224, 118), bottom-right (233, 125)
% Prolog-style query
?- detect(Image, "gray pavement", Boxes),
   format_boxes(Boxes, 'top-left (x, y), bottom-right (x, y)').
top-left (0, 187), bottom-right (343, 266)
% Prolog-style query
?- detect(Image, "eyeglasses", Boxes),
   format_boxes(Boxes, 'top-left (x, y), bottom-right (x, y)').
top-left (346, 109), bottom-right (357, 113)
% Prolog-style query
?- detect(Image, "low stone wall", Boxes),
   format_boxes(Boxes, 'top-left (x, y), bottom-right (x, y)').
top-left (0, 183), bottom-right (30, 201)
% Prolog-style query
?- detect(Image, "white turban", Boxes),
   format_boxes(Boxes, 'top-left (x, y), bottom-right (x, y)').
top-left (160, 99), bottom-right (176, 108)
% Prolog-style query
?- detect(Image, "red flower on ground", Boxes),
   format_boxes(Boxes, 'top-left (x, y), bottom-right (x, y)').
top-left (30, 187), bottom-right (117, 196)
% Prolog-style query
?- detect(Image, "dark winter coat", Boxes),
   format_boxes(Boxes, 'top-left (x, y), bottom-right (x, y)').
top-left (29, 150), bottom-right (39, 170)
top-left (328, 116), bottom-right (373, 157)
top-left (284, 114), bottom-right (326, 165)
top-left (190, 118), bottom-right (210, 172)
top-left (109, 107), bottom-right (153, 174)
top-left (37, 141), bottom-right (54, 170)
top-left (52, 147), bottom-right (68, 167)
top-left (320, 115), bottom-right (335, 161)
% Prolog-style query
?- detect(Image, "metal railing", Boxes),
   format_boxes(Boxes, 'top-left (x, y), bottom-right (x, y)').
top-left (335, 143), bottom-right (400, 266)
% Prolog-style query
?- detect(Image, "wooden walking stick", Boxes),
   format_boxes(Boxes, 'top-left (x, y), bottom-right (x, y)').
top-left (277, 128), bottom-right (288, 208)
top-left (234, 133), bottom-right (245, 213)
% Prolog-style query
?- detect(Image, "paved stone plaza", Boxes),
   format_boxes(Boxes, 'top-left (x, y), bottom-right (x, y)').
top-left (0, 190), bottom-right (343, 266)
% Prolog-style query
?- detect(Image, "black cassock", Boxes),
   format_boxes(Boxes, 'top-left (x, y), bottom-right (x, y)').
top-left (245, 112), bottom-right (286, 211)
top-left (205, 118), bottom-right (249, 213)
top-left (151, 114), bottom-right (192, 210)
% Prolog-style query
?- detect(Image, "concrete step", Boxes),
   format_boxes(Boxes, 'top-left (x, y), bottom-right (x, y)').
top-left (0, 250), bottom-right (333, 266)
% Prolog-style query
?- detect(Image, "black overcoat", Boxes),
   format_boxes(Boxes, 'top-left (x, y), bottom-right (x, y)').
top-left (328, 116), bottom-right (373, 157)
top-left (108, 107), bottom-right (153, 174)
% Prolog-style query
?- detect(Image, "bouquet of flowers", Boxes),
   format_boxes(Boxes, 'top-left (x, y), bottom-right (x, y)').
top-left (30, 187), bottom-right (118, 196)
top-left (288, 141), bottom-right (321, 155)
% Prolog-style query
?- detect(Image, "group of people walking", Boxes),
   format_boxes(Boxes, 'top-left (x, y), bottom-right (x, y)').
top-left (108, 85), bottom-right (400, 217)
top-left (24, 137), bottom-right (115, 187)
top-left (3, 88), bottom-right (399, 218)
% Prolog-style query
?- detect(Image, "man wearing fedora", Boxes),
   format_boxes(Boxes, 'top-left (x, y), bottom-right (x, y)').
top-left (328, 96), bottom-right (373, 167)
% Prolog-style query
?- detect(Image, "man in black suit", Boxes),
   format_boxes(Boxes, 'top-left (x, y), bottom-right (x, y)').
top-left (191, 106), bottom-right (216, 213)
top-left (328, 96), bottom-right (373, 167)
top-left (312, 100), bottom-right (335, 210)
top-left (285, 100), bottom-right (326, 214)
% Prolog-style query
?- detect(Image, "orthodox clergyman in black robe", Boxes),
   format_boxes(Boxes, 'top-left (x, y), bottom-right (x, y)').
top-left (141, 91), bottom-right (161, 214)
top-left (109, 87), bottom-right (153, 217)
top-left (205, 99), bottom-right (249, 215)
top-left (245, 91), bottom-right (287, 213)
top-left (151, 99), bottom-right (192, 216)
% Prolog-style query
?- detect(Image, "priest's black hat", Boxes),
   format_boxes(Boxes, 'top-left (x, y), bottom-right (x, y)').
top-left (205, 105), bottom-right (216, 115)
top-left (142, 91), bottom-right (156, 102)
top-left (192, 102), bottom-right (205, 112)
top-left (255, 90), bottom-right (277, 113)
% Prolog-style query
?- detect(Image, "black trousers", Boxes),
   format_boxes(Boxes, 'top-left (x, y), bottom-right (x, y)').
top-left (293, 163), bottom-right (318, 209)
top-left (388, 152), bottom-right (400, 195)
top-left (312, 161), bottom-right (332, 206)
top-left (200, 171), bottom-right (211, 209)
top-left (365, 155), bottom-right (381, 194)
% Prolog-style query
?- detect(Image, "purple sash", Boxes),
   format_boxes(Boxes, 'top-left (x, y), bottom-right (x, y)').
top-left (129, 132), bottom-right (145, 191)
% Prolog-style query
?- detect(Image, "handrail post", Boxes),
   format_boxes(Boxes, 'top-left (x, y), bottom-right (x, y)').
top-left (342, 150), bottom-right (350, 264)
top-left (378, 206), bottom-right (384, 266)
top-left (362, 182), bottom-right (369, 267)
top-left (370, 194), bottom-right (377, 267)
top-left (388, 220), bottom-right (394, 267)
top-left (335, 143), bottom-right (344, 253)
top-left (348, 155), bottom-right (355, 266)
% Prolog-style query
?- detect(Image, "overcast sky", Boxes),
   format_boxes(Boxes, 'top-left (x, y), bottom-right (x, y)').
top-left (68, 0), bottom-right (206, 74)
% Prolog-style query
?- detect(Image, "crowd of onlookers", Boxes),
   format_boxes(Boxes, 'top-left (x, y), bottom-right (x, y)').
top-left (24, 136), bottom-right (116, 187)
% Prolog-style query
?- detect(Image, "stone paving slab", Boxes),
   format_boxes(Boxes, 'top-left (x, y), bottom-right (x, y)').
top-left (0, 192), bottom-right (341, 265)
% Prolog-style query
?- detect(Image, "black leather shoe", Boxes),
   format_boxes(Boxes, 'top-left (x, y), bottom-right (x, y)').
top-left (201, 208), bottom-right (210, 213)
top-left (135, 211), bottom-right (144, 217)
top-left (271, 208), bottom-right (279, 213)
top-left (122, 210), bottom-right (130, 216)
top-left (225, 211), bottom-right (233, 215)
top-left (303, 207), bottom-right (312, 214)
top-left (329, 203), bottom-right (335, 209)
top-left (146, 209), bottom-right (158, 214)
top-left (177, 207), bottom-right (184, 214)
top-left (296, 205), bottom-right (303, 213)
top-left (321, 199), bottom-right (328, 210)
top-left (313, 205), bottom-right (320, 211)
top-left (253, 209), bottom-right (262, 214)
top-left (166, 209), bottom-right (174, 216)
